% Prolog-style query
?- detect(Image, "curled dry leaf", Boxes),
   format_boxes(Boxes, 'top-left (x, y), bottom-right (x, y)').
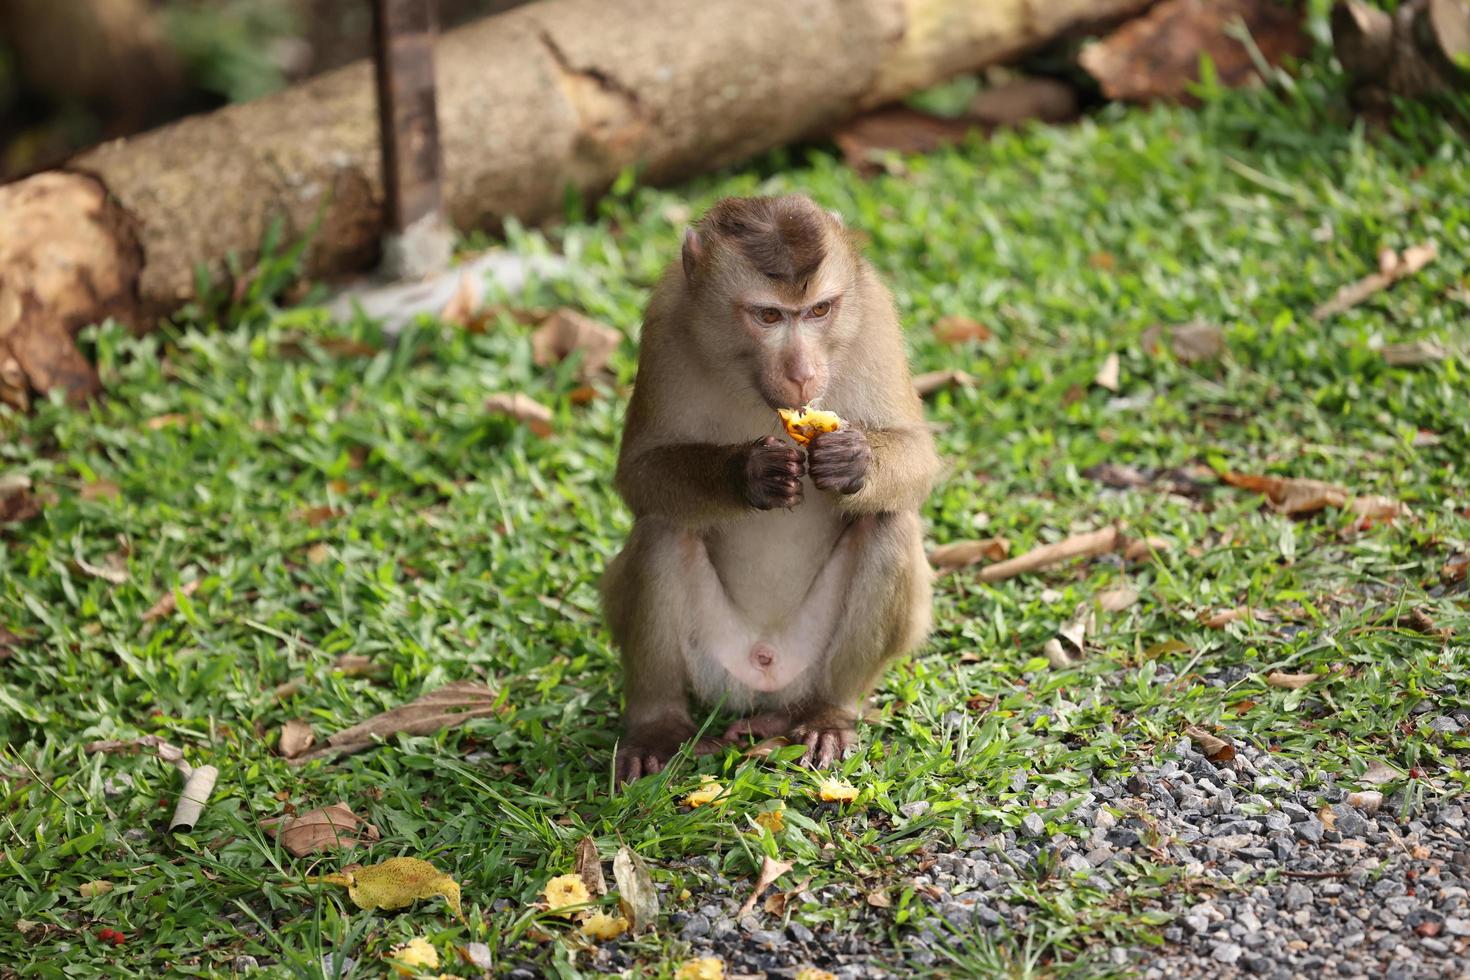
top-left (912, 369), bottom-right (975, 398)
top-left (85, 735), bottom-right (183, 763)
top-left (1346, 790), bottom-right (1383, 815)
top-left (438, 272), bottom-right (483, 329)
top-left (1442, 553), bottom-right (1469, 584)
top-left (1169, 321), bottom-right (1225, 363)
top-left (575, 835), bottom-right (607, 897)
top-left (78, 881), bottom-right (113, 898)
top-left (1350, 495), bottom-right (1410, 521)
top-left (1380, 340), bottom-right (1448, 366)
top-left (76, 552), bottom-right (128, 585)
top-left (142, 579), bottom-right (200, 622)
top-left (291, 679), bottom-right (498, 764)
top-left (737, 855), bottom-right (793, 916)
top-left (169, 762), bottom-right (219, 832)
top-left (928, 537), bottom-right (1011, 571)
top-left (308, 856), bottom-right (463, 919)
top-left (1266, 671), bottom-right (1318, 690)
top-left (1045, 602), bottom-right (1095, 669)
top-left (1184, 725), bottom-right (1237, 765)
top-left (613, 845), bottom-right (659, 935)
top-left (932, 315), bottom-right (993, 345)
top-left (867, 888), bottom-right (892, 908)
top-left (0, 473), bottom-right (41, 524)
top-left (674, 959), bottom-right (725, 980)
top-left (1200, 606), bottom-right (1249, 629)
top-left (1313, 241), bottom-right (1438, 320)
top-left (977, 526), bottom-right (1120, 583)
top-left (1093, 352), bottom-right (1121, 392)
top-left (277, 719), bottom-right (315, 759)
top-left (531, 309), bottom-right (621, 379)
top-left (1085, 462), bottom-right (1149, 489)
top-left (80, 479), bottom-right (120, 502)
top-left (1220, 472), bottom-right (1349, 516)
top-left (485, 393), bottom-right (553, 437)
top-left (262, 803), bottom-right (380, 857)
top-left (1123, 536), bottom-right (1172, 562)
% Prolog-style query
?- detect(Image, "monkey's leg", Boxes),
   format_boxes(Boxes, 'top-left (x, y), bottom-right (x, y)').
top-left (791, 512), bottom-right (932, 768)
top-left (605, 521), bottom-right (722, 784)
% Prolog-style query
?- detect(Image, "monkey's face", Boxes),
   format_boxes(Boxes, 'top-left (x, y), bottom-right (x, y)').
top-left (682, 199), bottom-right (861, 411)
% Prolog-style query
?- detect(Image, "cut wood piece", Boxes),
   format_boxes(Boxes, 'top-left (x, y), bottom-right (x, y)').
top-left (0, 0), bottom-right (1159, 403)
top-left (291, 679), bottom-right (499, 763)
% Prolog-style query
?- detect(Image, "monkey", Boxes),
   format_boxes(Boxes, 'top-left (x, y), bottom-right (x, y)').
top-left (601, 194), bottom-right (938, 784)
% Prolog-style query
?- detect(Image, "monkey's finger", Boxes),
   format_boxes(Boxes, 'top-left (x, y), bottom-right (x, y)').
top-left (643, 754), bottom-right (665, 776)
top-left (617, 754), bottom-right (642, 784)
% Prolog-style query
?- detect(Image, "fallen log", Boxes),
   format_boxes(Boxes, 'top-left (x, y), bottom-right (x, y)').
top-left (0, 0), bottom-right (1156, 402)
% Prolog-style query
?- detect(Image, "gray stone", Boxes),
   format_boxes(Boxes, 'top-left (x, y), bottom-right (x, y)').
top-left (749, 929), bottom-right (785, 948)
top-left (681, 914), bottom-right (711, 940)
top-left (1284, 883), bottom-right (1313, 909)
top-left (1444, 917), bottom-right (1470, 936)
top-left (899, 801), bottom-right (931, 820)
top-left (232, 957), bottom-right (259, 973)
top-left (1429, 716), bottom-right (1461, 733)
top-left (1212, 942), bottom-right (1244, 964)
top-left (1021, 813), bottom-right (1046, 837)
top-left (1296, 818), bottom-right (1325, 842)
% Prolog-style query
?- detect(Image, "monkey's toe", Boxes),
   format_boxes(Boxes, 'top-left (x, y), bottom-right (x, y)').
top-left (793, 726), bottom-right (857, 768)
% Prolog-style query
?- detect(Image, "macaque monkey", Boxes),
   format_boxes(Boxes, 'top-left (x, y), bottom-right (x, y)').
top-left (601, 194), bottom-right (938, 783)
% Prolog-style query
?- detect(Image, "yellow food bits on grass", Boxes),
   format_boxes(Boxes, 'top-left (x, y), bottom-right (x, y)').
top-left (543, 873), bottom-right (591, 916)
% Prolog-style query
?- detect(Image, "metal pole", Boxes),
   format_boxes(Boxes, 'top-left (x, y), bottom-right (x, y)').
top-left (371, 0), bottom-right (452, 278)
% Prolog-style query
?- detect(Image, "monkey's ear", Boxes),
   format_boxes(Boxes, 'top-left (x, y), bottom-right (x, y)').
top-left (681, 229), bottom-right (703, 281)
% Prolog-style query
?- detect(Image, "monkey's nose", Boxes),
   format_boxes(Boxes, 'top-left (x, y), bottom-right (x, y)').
top-left (786, 364), bottom-right (816, 401)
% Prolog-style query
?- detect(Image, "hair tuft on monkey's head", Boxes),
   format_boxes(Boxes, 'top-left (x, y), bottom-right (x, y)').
top-left (687, 195), bottom-right (829, 287)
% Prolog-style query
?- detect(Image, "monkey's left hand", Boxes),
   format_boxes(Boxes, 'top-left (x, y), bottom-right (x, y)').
top-left (807, 427), bottom-right (871, 495)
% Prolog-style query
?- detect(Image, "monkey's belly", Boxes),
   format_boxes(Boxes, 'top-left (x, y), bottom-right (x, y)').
top-left (682, 490), bottom-right (853, 709)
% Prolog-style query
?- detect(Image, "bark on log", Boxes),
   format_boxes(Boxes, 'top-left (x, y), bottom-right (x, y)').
top-left (0, 0), bottom-right (1155, 401)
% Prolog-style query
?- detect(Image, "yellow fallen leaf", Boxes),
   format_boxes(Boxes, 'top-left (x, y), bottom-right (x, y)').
top-left (543, 873), bottom-right (590, 916)
top-left (682, 775), bottom-right (727, 808)
top-left (819, 780), bottom-right (859, 803)
top-left (777, 406), bottom-right (843, 446)
top-left (78, 881), bottom-right (113, 898)
top-left (675, 957), bottom-right (725, 980)
top-left (388, 937), bottom-right (439, 974)
top-left (754, 803), bottom-right (786, 833)
top-left (579, 911), bottom-right (630, 940)
top-left (307, 856), bottom-right (462, 919)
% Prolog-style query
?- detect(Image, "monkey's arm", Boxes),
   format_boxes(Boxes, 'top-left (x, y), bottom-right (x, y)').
top-left (816, 424), bottom-right (937, 516)
top-left (616, 436), bottom-right (804, 527)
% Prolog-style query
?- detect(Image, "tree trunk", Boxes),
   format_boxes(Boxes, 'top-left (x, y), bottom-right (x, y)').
top-left (0, 0), bottom-right (1155, 402)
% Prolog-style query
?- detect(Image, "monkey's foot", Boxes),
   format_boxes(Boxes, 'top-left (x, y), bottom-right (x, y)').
top-left (615, 728), bottom-right (724, 784)
top-left (790, 714), bottom-right (858, 768)
top-left (721, 711), bottom-right (792, 743)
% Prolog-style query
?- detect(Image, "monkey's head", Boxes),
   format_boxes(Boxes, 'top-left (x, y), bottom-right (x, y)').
top-left (679, 195), bottom-right (860, 411)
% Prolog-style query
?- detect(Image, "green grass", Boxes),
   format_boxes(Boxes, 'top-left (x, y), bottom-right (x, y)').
top-left (3, 55), bottom-right (1469, 979)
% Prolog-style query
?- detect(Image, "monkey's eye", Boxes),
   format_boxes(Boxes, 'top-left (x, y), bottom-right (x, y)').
top-left (756, 307), bottom-right (784, 326)
top-left (806, 301), bottom-right (833, 319)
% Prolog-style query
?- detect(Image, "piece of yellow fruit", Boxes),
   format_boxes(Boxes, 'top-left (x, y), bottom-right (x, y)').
top-left (388, 937), bottom-right (439, 974)
top-left (675, 958), bottom-right (726, 980)
top-left (579, 911), bottom-right (630, 940)
top-left (777, 406), bottom-right (843, 446)
top-left (681, 775), bottom-right (727, 808)
top-left (543, 873), bottom-right (591, 916)
top-left (754, 802), bottom-right (786, 833)
top-left (308, 857), bottom-right (463, 920)
top-left (818, 780), bottom-right (859, 803)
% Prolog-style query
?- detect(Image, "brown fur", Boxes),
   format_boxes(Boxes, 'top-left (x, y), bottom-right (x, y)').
top-left (702, 195), bottom-right (827, 285)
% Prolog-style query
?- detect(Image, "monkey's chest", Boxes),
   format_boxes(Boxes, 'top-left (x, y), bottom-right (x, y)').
top-left (703, 484), bottom-right (847, 632)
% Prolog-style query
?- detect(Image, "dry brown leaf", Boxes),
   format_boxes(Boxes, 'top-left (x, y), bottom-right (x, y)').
top-left (145, 413), bottom-right (189, 430)
top-left (928, 537), bottom-right (1011, 571)
top-left (1313, 241), bottom-right (1438, 320)
top-left (78, 880), bottom-right (113, 898)
top-left (1410, 844), bottom-right (1432, 861)
top-left (1170, 321), bottom-right (1225, 363)
top-left (968, 77), bottom-right (1080, 127)
top-left (485, 393), bottom-right (553, 437)
top-left (169, 761), bottom-right (218, 831)
top-left (295, 505), bottom-right (340, 527)
top-left (0, 473), bottom-right (41, 524)
top-left (305, 542), bottom-right (331, 565)
top-left (575, 835), bottom-right (607, 898)
top-left (85, 735), bottom-right (183, 763)
top-left (262, 802), bottom-right (381, 856)
top-left (438, 272), bottom-right (484, 328)
top-left (1123, 536), bottom-right (1172, 562)
top-left (76, 552), bottom-right (128, 585)
top-left (291, 679), bottom-right (499, 764)
top-left (1093, 353), bottom-right (1121, 392)
top-left (1085, 462), bottom-right (1149, 488)
top-left (278, 719), bottom-right (315, 759)
top-left (1442, 553), bottom-right (1469, 584)
top-left (1200, 606), bottom-right (1249, 629)
top-left (1098, 587), bottom-right (1140, 613)
top-left (737, 855), bottom-right (793, 917)
top-left (1045, 601), bottom-right (1096, 669)
top-left (0, 625), bottom-right (24, 661)
top-left (531, 309), bottom-right (621, 379)
top-left (80, 480), bottom-right (120, 502)
top-left (831, 107), bottom-right (979, 175)
top-left (912, 369), bottom-right (976, 398)
top-left (1266, 671), bottom-right (1318, 690)
top-left (1220, 472), bottom-right (1349, 516)
top-left (1349, 495), bottom-right (1410, 521)
top-left (1318, 806), bottom-right (1337, 831)
top-left (142, 579), bottom-right (200, 622)
top-left (976, 527), bottom-right (1120, 583)
top-left (866, 888), bottom-right (892, 908)
top-left (1080, 0), bottom-right (1309, 103)
top-left (1184, 725), bottom-right (1236, 765)
top-left (933, 315), bottom-right (994, 346)
top-left (613, 845), bottom-right (659, 935)
top-left (1380, 340), bottom-right (1448, 366)
top-left (1359, 760), bottom-right (1401, 785)
top-left (741, 737), bottom-right (790, 759)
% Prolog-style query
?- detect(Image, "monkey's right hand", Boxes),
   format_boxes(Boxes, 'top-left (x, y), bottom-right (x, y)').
top-left (742, 435), bottom-right (804, 510)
